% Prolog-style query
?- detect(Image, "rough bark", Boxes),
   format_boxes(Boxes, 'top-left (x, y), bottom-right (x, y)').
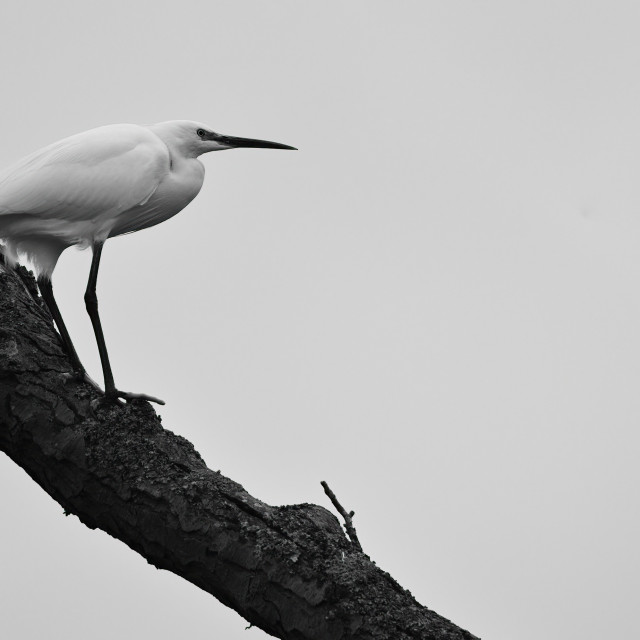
top-left (0, 263), bottom-right (479, 640)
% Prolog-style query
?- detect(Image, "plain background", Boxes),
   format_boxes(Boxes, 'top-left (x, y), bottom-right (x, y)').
top-left (1, 2), bottom-right (639, 639)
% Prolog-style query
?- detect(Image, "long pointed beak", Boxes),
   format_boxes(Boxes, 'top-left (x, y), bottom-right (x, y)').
top-left (213, 133), bottom-right (297, 150)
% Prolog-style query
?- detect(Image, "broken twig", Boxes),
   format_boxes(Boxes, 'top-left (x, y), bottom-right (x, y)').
top-left (321, 480), bottom-right (363, 552)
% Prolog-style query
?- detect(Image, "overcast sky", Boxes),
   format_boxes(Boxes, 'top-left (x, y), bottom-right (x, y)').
top-left (1, 2), bottom-right (639, 639)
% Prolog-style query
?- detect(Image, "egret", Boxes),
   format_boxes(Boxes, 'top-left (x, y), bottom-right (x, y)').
top-left (0, 120), bottom-right (296, 404)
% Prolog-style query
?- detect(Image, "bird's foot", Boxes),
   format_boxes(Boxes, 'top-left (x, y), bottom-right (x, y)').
top-left (106, 389), bottom-right (166, 406)
top-left (62, 370), bottom-right (165, 406)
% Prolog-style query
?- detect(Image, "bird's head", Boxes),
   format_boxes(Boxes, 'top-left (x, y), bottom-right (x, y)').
top-left (149, 120), bottom-right (296, 159)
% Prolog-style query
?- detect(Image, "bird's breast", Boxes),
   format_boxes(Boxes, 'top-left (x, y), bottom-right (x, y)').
top-left (109, 159), bottom-right (205, 237)
top-left (152, 158), bottom-right (205, 213)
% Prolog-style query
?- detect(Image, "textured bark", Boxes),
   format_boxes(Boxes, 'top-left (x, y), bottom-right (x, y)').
top-left (0, 263), bottom-right (479, 640)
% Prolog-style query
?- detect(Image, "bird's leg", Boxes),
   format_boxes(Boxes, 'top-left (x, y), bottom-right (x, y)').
top-left (37, 276), bottom-right (86, 377)
top-left (85, 242), bottom-right (164, 405)
top-left (84, 242), bottom-right (116, 395)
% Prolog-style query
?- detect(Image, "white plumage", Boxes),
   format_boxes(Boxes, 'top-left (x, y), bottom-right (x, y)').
top-left (0, 120), bottom-right (295, 403)
top-left (1, 121), bottom-right (251, 275)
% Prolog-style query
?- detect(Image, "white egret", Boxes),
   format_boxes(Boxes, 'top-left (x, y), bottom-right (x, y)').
top-left (0, 120), bottom-right (296, 404)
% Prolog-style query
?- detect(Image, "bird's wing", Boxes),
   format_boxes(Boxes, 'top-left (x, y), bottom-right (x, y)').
top-left (0, 124), bottom-right (170, 222)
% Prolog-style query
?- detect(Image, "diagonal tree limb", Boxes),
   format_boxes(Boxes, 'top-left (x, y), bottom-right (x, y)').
top-left (0, 263), bottom-right (479, 640)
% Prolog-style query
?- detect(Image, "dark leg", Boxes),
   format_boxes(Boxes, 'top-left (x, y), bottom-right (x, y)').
top-left (38, 276), bottom-right (85, 376)
top-left (84, 242), bottom-right (117, 397)
top-left (85, 242), bottom-right (164, 405)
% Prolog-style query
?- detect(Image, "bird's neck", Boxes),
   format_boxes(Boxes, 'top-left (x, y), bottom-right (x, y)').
top-left (167, 148), bottom-right (204, 176)
top-left (148, 123), bottom-right (201, 160)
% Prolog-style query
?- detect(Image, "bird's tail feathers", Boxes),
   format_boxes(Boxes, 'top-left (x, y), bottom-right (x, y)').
top-left (0, 237), bottom-right (66, 279)
top-left (0, 241), bottom-right (18, 270)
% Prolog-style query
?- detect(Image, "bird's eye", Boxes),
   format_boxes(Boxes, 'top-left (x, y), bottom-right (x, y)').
top-left (196, 128), bottom-right (206, 137)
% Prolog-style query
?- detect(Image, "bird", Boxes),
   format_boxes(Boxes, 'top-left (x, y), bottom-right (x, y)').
top-left (0, 120), bottom-right (296, 404)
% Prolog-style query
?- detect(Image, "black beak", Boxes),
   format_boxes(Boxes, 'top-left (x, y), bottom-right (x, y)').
top-left (212, 133), bottom-right (297, 150)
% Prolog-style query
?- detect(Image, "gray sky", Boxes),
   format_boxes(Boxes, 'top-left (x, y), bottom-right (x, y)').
top-left (1, 1), bottom-right (639, 638)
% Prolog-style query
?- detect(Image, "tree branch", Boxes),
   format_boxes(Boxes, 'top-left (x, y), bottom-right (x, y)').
top-left (0, 263), bottom-right (479, 640)
top-left (321, 480), bottom-right (363, 552)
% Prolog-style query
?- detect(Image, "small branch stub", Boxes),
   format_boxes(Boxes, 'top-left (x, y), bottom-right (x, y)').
top-left (321, 480), bottom-right (363, 552)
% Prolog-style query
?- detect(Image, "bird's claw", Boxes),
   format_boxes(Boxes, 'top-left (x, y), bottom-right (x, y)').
top-left (93, 390), bottom-right (165, 410)
top-left (62, 371), bottom-right (165, 406)
top-left (110, 390), bottom-right (166, 406)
